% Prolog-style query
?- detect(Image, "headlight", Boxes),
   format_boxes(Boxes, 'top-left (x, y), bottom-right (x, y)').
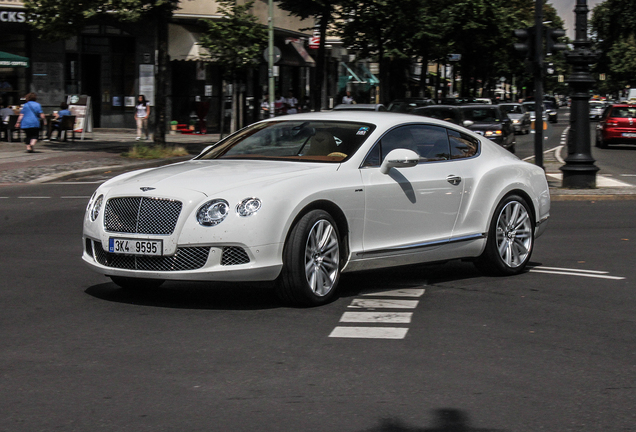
top-left (90, 195), bottom-right (104, 222)
top-left (512, 119), bottom-right (519, 124)
top-left (197, 199), bottom-right (229, 226)
top-left (484, 130), bottom-right (503, 137)
top-left (236, 198), bottom-right (262, 217)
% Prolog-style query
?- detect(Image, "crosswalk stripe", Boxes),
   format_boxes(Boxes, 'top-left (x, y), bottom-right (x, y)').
top-left (349, 299), bottom-right (419, 309)
top-left (362, 288), bottom-right (425, 297)
top-left (340, 312), bottom-right (413, 324)
top-left (329, 326), bottom-right (409, 339)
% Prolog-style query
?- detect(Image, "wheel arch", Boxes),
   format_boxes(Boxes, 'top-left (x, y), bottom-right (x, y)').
top-left (284, 200), bottom-right (350, 267)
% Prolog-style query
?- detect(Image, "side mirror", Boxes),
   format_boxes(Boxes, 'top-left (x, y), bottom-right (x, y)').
top-left (380, 148), bottom-right (420, 174)
top-left (463, 120), bottom-right (474, 128)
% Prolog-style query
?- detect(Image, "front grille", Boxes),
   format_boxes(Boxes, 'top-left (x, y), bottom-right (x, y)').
top-left (104, 197), bottom-right (182, 235)
top-left (92, 241), bottom-right (210, 271)
top-left (221, 247), bottom-right (250, 266)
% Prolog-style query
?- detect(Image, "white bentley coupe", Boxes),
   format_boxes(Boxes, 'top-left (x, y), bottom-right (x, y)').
top-left (83, 112), bottom-right (550, 306)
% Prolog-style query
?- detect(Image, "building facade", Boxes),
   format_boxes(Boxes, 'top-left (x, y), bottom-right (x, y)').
top-left (0, 0), bottom-right (318, 132)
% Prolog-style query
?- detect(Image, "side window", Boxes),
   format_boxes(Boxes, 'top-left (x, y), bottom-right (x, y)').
top-left (362, 124), bottom-right (452, 167)
top-left (448, 129), bottom-right (479, 159)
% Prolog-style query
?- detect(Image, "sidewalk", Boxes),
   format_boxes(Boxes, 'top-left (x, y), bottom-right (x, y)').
top-left (1, 128), bottom-right (635, 199)
top-left (0, 129), bottom-right (218, 184)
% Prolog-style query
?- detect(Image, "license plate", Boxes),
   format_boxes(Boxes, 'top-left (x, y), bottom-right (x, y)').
top-left (622, 133), bottom-right (636, 138)
top-left (108, 238), bottom-right (163, 256)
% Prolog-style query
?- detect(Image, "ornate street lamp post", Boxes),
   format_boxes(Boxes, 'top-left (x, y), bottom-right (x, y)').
top-left (560, 0), bottom-right (600, 188)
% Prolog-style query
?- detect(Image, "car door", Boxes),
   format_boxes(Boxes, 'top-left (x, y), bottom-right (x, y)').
top-left (359, 124), bottom-right (465, 254)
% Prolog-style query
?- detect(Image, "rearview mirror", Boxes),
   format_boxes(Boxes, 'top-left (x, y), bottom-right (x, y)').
top-left (463, 120), bottom-right (474, 128)
top-left (380, 148), bottom-right (420, 174)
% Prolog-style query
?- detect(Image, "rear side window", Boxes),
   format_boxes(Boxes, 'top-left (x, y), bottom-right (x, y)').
top-left (448, 129), bottom-right (479, 159)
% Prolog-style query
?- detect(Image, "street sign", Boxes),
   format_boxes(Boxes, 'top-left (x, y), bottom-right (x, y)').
top-left (263, 46), bottom-right (281, 64)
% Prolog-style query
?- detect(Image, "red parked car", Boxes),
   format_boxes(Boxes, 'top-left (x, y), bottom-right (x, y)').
top-left (596, 104), bottom-right (636, 148)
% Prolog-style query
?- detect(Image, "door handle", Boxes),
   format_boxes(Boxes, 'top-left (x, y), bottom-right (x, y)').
top-left (447, 175), bottom-right (462, 186)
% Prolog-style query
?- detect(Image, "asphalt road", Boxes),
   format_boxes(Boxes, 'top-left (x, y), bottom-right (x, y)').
top-left (1, 182), bottom-right (635, 431)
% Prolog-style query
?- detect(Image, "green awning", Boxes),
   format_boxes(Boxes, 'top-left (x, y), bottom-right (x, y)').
top-left (0, 51), bottom-right (29, 68)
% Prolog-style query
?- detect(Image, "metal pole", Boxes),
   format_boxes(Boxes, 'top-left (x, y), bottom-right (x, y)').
top-left (533, 0), bottom-right (544, 169)
top-left (560, 0), bottom-right (600, 188)
top-left (268, 0), bottom-right (275, 118)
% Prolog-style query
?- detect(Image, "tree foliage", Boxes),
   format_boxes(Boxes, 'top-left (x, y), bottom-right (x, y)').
top-left (274, 0), bottom-right (336, 111)
top-left (199, 0), bottom-right (267, 77)
top-left (591, 0), bottom-right (636, 93)
top-left (24, 0), bottom-right (178, 40)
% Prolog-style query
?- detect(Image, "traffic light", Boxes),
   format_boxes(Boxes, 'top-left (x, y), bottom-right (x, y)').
top-left (513, 27), bottom-right (536, 60)
top-left (546, 28), bottom-right (567, 54)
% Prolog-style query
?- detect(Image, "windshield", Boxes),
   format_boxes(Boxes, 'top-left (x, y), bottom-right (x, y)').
top-left (461, 107), bottom-right (501, 122)
top-left (523, 103), bottom-right (536, 111)
top-left (500, 104), bottom-right (523, 114)
top-left (196, 120), bottom-right (376, 162)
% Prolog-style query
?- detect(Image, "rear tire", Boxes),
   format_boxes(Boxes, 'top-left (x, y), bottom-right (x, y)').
top-left (111, 276), bottom-right (164, 291)
top-left (475, 195), bottom-right (534, 276)
top-left (276, 210), bottom-right (341, 307)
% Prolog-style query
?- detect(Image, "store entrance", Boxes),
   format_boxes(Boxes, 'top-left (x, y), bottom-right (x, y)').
top-left (81, 54), bottom-right (101, 127)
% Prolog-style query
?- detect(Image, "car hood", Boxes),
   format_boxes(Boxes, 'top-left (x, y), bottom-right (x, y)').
top-left (104, 159), bottom-right (336, 196)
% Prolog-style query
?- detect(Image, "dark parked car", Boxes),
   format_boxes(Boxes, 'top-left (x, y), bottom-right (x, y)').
top-left (411, 105), bottom-right (471, 127)
top-left (596, 104), bottom-right (636, 148)
top-left (458, 105), bottom-right (516, 152)
top-left (387, 98), bottom-right (435, 113)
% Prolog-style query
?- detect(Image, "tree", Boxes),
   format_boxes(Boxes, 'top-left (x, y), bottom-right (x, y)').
top-left (591, 0), bottom-right (636, 94)
top-left (335, 0), bottom-right (423, 103)
top-left (199, 0), bottom-right (267, 133)
top-left (274, 0), bottom-right (336, 111)
top-left (24, 0), bottom-right (179, 145)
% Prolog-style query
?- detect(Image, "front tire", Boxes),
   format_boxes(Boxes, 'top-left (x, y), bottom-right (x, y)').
top-left (475, 195), bottom-right (534, 276)
top-left (276, 210), bottom-right (341, 307)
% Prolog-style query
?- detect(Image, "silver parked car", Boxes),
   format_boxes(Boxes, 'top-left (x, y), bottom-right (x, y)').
top-left (499, 103), bottom-right (531, 134)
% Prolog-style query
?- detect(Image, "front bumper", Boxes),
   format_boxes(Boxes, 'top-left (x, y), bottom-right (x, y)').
top-left (83, 237), bottom-right (283, 282)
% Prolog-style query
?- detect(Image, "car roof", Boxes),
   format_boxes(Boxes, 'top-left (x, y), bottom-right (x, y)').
top-left (259, 110), bottom-right (459, 129)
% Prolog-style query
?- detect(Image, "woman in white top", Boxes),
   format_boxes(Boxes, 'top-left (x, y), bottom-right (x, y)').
top-left (134, 95), bottom-right (150, 141)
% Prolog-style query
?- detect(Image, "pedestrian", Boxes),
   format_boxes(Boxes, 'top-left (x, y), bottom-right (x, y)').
top-left (46, 101), bottom-right (72, 141)
top-left (342, 90), bottom-right (354, 104)
top-left (274, 93), bottom-right (286, 115)
top-left (285, 91), bottom-right (299, 114)
top-left (15, 92), bottom-right (46, 153)
top-left (134, 94), bottom-right (150, 141)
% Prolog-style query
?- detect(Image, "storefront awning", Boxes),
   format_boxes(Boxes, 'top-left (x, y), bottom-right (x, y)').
top-left (0, 51), bottom-right (29, 68)
top-left (168, 24), bottom-right (212, 62)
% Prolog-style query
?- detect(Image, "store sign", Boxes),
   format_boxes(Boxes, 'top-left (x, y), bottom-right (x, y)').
top-left (0, 11), bottom-right (26, 23)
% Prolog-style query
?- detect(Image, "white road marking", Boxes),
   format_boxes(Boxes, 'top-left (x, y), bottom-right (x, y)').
top-left (329, 326), bottom-right (409, 339)
top-left (18, 196), bottom-right (51, 199)
top-left (340, 312), bottom-right (413, 324)
top-left (532, 266), bottom-right (608, 274)
top-left (545, 172), bottom-right (634, 188)
top-left (362, 288), bottom-right (425, 297)
top-left (529, 269), bottom-right (625, 280)
top-left (349, 299), bottom-right (419, 309)
top-left (61, 196), bottom-right (91, 199)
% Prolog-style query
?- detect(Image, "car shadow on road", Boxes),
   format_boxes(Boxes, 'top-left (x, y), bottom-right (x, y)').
top-left (85, 259), bottom-right (540, 310)
top-left (358, 409), bottom-right (506, 431)
top-left (337, 259), bottom-right (527, 299)
top-left (85, 280), bottom-right (282, 311)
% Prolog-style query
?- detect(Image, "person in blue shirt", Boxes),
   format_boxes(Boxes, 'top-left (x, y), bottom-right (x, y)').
top-left (47, 101), bottom-right (72, 141)
top-left (15, 92), bottom-right (46, 153)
